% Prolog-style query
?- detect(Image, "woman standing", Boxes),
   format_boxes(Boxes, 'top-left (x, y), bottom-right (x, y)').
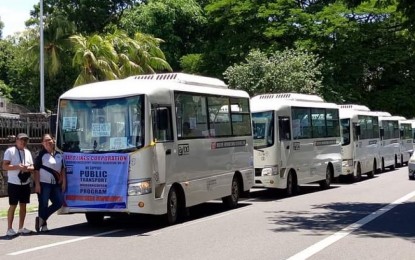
top-left (34, 134), bottom-right (66, 232)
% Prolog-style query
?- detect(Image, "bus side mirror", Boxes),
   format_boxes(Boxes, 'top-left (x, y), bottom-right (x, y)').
top-left (400, 129), bottom-right (404, 138)
top-left (156, 108), bottom-right (168, 131)
top-left (50, 114), bottom-right (57, 136)
top-left (380, 128), bottom-right (384, 138)
top-left (279, 117), bottom-right (291, 141)
top-left (355, 125), bottom-right (361, 137)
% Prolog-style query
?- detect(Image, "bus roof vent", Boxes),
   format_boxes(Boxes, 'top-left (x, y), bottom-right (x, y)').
top-left (339, 104), bottom-right (370, 111)
top-left (129, 73), bottom-right (227, 88)
top-left (256, 93), bottom-right (324, 102)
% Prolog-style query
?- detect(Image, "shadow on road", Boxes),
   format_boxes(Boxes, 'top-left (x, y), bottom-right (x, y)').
top-left (267, 200), bottom-right (415, 242)
top-left (248, 185), bottom-right (340, 202)
top-left (35, 201), bottom-right (252, 238)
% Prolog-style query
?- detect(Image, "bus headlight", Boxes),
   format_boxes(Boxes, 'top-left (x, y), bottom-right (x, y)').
top-left (128, 179), bottom-right (152, 196)
top-left (262, 166), bottom-right (278, 176)
top-left (342, 160), bottom-right (353, 167)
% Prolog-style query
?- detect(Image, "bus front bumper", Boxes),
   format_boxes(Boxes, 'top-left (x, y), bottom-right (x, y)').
top-left (254, 176), bottom-right (285, 189)
top-left (60, 192), bottom-right (167, 216)
top-left (341, 159), bottom-right (354, 176)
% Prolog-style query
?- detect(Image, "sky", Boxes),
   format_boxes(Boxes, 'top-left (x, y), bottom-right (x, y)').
top-left (0, 0), bottom-right (38, 37)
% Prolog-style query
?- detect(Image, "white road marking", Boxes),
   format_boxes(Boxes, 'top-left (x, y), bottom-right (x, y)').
top-left (7, 229), bottom-right (123, 256)
top-left (287, 190), bottom-right (415, 260)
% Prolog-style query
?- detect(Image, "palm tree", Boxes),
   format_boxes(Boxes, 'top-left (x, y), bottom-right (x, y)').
top-left (26, 12), bottom-right (75, 79)
top-left (108, 30), bottom-right (172, 78)
top-left (70, 34), bottom-right (119, 86)
top-left (132, 32), bottom-right (173, 74)
top-left (71, 30), bottom-right (172, 86)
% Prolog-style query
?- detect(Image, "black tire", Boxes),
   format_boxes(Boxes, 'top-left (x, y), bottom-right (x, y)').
top-left (390, 157), bottom-right (396, 170)
top-left (222, 176), bottom-right (240, 209)
top-left (392, 156), bottom-right (398, 169)
top-left (167, 186), bottom-right (180, 225)
top-left (319, 166), bottom-right (332, 189)
top-left (286, 171), bottom-right (296, 196)
top-left (367, 160), bottom-right (376, 178)
top-left (354, 163), bottom-right (362, 182)
top-left (85, 212), bottom-right (105, 226)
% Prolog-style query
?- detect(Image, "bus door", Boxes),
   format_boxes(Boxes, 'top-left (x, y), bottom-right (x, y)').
top-left (153, 106), bottom-right (174, 186)
top-left (278, 116), bottom-right (291, 170)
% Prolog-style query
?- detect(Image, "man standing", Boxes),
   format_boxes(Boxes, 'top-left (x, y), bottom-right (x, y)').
top-left (2, 133), bottom-right (34, 236)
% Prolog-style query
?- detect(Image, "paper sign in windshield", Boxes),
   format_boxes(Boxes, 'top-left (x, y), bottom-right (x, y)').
top-left (92, 123), bottom-right (111, 137)
top-left (110, 137), bottom-right (127, 150)
top-left (63, 117), bottom-right (77, 130)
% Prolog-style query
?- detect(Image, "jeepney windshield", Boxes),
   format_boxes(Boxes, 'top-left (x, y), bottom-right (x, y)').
top-left (252, 111), bottom-right (274, 149)
top-left (57, 95), bottom-right (144, 153)
top-left (341, 118), bottom-right (350, 146)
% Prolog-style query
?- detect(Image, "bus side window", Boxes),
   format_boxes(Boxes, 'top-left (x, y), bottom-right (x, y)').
top-left (154, 106), bottom-right (173, 142)
top-left (279, 117), bottom-right (291, 141)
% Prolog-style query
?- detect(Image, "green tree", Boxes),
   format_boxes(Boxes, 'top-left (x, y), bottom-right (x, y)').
top-left (109, 30), bottom-right (172, 77)
top-left (0, 80), bottom-right (13, 99)
top-left (70, 34), bottom-right (119, 86)
top-left (119, 0), bottom-right (207, 70)
top-left (4, 33), bottom-right (39, 110)
top-left (70, 31), bottom-right (172, 86)
top-left (201, 0), bottom-right (267, 78)
top-left (26, 11), bottom-right (76, 78)
top-left (0, 40), bottom-right (13, 83)
top-left (180, 54), bottom-right (203, 74)
top-left (0, 17), bottom-right (4, 39)
top-left (28, 0), bottom-right (139, 34)
top-left (224, 49), bottom-right (323, 96)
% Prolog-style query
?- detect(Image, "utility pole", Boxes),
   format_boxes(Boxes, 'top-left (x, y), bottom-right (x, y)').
top-left (40, 0), bottom-right (45, 113)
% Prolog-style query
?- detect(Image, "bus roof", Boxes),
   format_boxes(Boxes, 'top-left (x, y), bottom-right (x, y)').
top-left (405, 119), bottom-right (415, 128)
top-left (251, 93), bottom-right (338, 112)
top-left (253, 93), bottom-right (324, 102)
top-left (372, 111), bottom-right (392, 117)
top-left (338, 104), bottom-right (380, 119)
top-left (59, 73), bottom-right (249, 101)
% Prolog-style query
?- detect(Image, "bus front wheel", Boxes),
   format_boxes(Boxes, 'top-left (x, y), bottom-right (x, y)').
top-left (367, 160), bottom-right (376, 178)
top-left (167, 186), bottom-right (180, 225)
top-left (85, 212), bottom-right (105, 226)
top-left (286, 171), bottom-right (297, 196)
top-left (353, 163), bottom-right (362, 182)
top-left (391, 156), bottom-right (397, 170)
top-left (222, 176), bottom-right (240, 209)
top-left (319, 166), bottom-right (332, 189)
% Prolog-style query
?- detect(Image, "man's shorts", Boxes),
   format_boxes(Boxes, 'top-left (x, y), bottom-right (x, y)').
top-left (8, 183), bottom-right (31, 205)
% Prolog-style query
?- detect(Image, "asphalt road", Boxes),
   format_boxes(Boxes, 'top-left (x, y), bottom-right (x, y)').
top-left (1, 166), bottom-right (414, 260)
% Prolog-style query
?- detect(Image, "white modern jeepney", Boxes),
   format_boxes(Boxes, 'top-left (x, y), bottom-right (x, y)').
top-left (251, 93), bottom-right (342, 195)
top-left (57, 73), bottom-right (254, 225)
top-left (339, 105), bottom-right (380, 181)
